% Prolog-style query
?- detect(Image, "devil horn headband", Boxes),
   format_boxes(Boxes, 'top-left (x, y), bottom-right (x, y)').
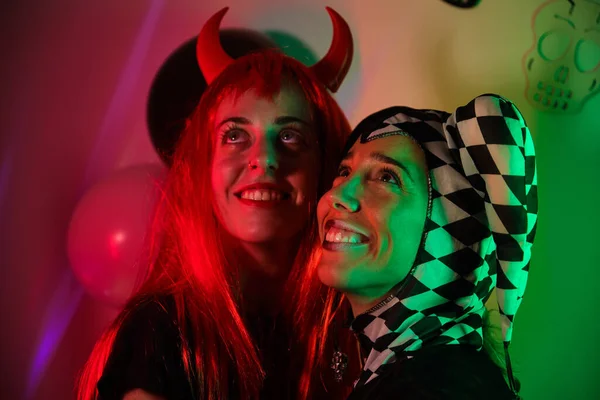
top-left (196, 7), bottom-right (353, 93)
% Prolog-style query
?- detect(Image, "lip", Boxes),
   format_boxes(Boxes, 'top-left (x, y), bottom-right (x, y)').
top-left (323, 219), bottom-right (371, 243)
top-left (234, 182), bottom-right (291, 197)
top-left (234, 182), bottom-right (291, 208)
top-left (324, 219), bottom-right (370, 237)
top-left (322, 241), bottom-right (368, 251)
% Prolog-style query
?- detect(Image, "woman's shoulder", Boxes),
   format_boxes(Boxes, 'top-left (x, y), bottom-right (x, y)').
top-left (108, 294), bottom-right (183, 363)
top-left (97, 295), bottom-right (193, 400)
top-left (413, 346), bottom-right (514, 397)
top-left (404, 346), bottom-right (515, 399)
top-left (122, 295), bottom-right (178, 330)
top-left (350, 346), bottom-right (515, 400)
top-left (107, 295), bottom-right (181, 352)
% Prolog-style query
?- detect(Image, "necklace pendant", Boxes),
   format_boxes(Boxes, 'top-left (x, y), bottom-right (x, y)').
top-left (331, 349), bottom-right (348, 382)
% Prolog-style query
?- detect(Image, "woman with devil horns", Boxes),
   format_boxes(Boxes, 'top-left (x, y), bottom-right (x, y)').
top-left (76, 7), bottom-right (355, 400)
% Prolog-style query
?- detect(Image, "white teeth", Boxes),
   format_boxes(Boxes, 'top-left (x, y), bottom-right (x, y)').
top-left (325, 227), bottom-right (366, 244)
top-left (240, 190), bottom-right (283, 201)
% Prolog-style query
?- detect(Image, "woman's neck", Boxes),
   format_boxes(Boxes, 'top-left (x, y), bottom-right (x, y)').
top-left (234, 237), bottom-right (300, 315)
top-left (346, 291), bottom-right (394, 317)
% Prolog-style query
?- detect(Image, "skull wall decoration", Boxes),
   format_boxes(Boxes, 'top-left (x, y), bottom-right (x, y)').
top-left (523, 0), bottom-right (600, 113)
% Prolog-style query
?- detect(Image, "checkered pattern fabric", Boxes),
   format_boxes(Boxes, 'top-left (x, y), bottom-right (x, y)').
top-left (345, 94), bottom-right (538, 389)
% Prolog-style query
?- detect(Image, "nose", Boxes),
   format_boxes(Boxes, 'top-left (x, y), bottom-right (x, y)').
top-left (554, 66), bottom-right (569, 84)
top-left (248, 137), bottom-right (279, 173)
top-left (327, 177), bottom-right (360, 213)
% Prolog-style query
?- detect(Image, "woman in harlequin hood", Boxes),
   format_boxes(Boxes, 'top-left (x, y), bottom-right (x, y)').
top-left (310, 94), bottom-right (538, 399)
top-left (76, 6), bottom-right (355, 400)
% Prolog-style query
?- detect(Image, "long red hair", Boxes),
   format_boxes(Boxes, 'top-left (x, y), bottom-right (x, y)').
top-left (291, 250), bottom-right (359, 400)
top-left (76, 50), bottom-right (350, 400)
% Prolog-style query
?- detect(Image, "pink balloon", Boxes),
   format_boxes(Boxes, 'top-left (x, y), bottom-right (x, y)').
top-left (67, 164), bottom-right (166, 307)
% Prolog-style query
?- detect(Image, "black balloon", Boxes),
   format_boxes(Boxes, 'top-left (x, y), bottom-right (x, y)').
top-left (146, 29), bottom-right (277, 166)
top-left (441, 0), bottom-right (481, 8)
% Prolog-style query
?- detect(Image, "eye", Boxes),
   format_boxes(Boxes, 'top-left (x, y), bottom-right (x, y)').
top-left (337, 165), bottom-right (350, 177)
top-left (574, 39), bottom-right (600, 73)
top-left (377, 168), bottom-right (401, 186)
top-left (279, 129), bottom-right (304, 145)
top-left (221, 127), bottom-right (250, 145)
top-left (539, 30), bottom-right (571, 61)
top-left (332, 165), bottom-right (350, 188)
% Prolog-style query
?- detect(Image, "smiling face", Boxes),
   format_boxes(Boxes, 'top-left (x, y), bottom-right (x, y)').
top-left (211, 86), bottom-right (321, 244)
top-left (317, 135), bottom-right (430, 301)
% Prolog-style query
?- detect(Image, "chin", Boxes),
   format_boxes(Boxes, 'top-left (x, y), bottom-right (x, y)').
top-left (316, 262), bottom-right (350, 291)
top-left (236, 225), bottom-right (302, 244)
top-left (235, 231), bottom-right (280, 244)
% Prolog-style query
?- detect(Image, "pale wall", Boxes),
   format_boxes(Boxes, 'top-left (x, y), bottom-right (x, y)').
top-left (1, 0), bottom-right (598, 399)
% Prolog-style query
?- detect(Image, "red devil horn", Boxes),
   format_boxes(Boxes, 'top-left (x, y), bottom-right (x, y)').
top-left (196, 7), bottom-right (235, 84)
top-left (310, 7), bottom-right (354, 93)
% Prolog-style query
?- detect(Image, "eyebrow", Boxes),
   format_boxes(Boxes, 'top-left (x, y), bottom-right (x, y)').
top-left (216, 115), bottom-right (310, 129)
top-left (275, 116), bottom-right (311, 126)
top-left (216, 116), bottom-right (250, 129)
top-left (370, 151), bottom-right (413, 179)
top-left (554, 15), bottom-right (575, 29)
top-left (343, 150), bottom-right (413, 180)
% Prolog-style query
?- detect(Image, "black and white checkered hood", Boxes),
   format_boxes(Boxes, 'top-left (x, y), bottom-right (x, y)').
top-left (346, 94), bottom-right (538, 387)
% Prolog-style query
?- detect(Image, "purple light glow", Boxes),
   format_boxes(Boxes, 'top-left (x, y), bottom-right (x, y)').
top-left (25, 271), bottom-right (84, 400)
top-left (25, 0), bottom-right (165, 398)
top-left (82, 0), bottom-right (166, 187)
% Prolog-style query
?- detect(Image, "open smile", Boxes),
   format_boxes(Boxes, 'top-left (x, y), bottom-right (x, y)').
top-left (234, 183), bottom-right (291, 207)
top-left (322, 219), bottom-right (370, 250)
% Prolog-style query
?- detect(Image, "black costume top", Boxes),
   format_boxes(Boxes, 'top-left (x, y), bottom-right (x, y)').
top-left (97, 297), bottom-right (296, 400)
top-left (347, 346), bottom-right (514, 400)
